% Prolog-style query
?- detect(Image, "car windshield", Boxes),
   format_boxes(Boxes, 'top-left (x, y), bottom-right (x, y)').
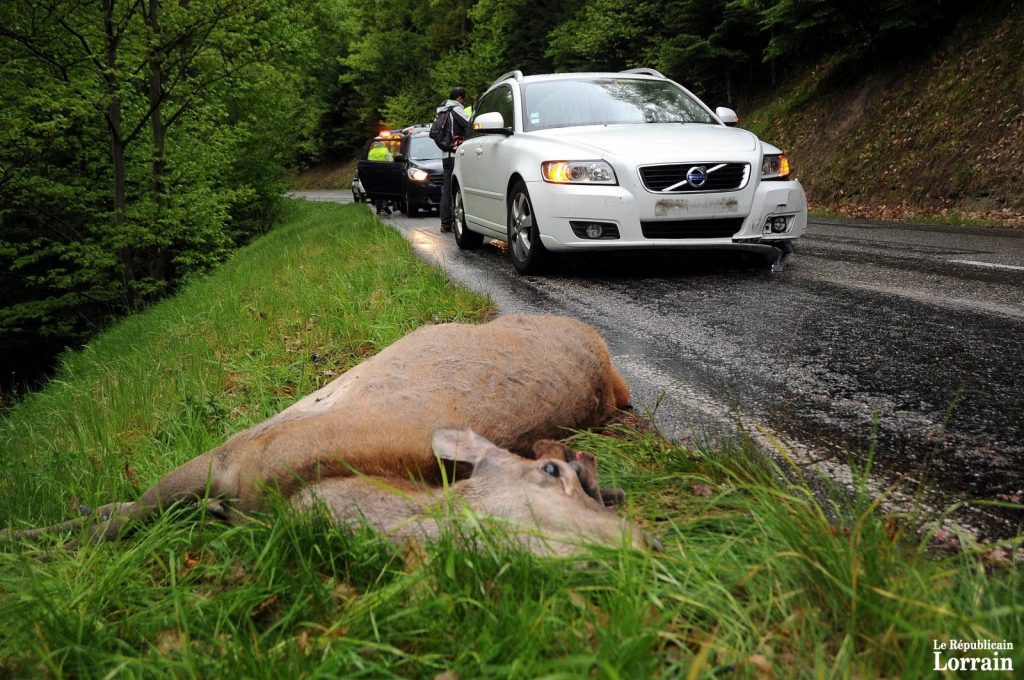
top-left (521, 78), bottom-right (715, 131)
top-left (409, 135), bottom-right (443, 161)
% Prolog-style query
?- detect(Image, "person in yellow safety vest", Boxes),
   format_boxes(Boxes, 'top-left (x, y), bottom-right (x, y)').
top-left (464, 104), bottom-right (473, 119)
top-left (368, 140), bottom-right (393, 162)
top-left (367, 140), bottom-right (395, 215)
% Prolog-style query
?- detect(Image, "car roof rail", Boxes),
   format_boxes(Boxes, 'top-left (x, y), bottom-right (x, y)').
top-left (620, 67), bottom-right (666, 78)
top-left (489, 70), bottom-right (524, 89)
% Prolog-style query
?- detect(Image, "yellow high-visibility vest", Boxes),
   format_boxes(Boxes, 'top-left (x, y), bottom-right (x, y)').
top-left (368, 144), bottom-right (392, 162)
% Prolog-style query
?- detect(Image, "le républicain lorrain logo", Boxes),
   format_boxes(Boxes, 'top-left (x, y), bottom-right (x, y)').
top-left (933, 638), bottom-right (1015, 672)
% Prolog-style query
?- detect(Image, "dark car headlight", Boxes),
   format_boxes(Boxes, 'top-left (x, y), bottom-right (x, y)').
top-left (407, 167), bottom-right (429, 183)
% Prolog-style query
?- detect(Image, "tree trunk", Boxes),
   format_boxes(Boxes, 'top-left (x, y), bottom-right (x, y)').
top-left (145, 0), bottom-right (168, 283)
top-left (102, 0), bottom-right (134, 296)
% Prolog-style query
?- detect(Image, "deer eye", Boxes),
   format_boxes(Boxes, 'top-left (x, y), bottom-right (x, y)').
top-left (542, 462), bottom-right (560, 477)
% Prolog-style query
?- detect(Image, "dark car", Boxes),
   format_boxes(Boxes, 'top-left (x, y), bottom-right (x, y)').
top-left (356, 126), bottom-right (444, 217)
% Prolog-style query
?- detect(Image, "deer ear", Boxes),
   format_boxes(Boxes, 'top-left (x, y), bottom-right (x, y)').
top-left (432, 428), bottom-right (506, 483)
top-left (432, 428), bottom-right (498, 466)
top-left (532, 439), bottom-right (574, 462)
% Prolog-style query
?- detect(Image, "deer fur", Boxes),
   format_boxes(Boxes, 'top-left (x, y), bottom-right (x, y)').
top-left (6, 314), bottom-right (641, 553)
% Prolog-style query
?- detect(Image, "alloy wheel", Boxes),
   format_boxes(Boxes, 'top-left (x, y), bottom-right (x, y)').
top-left (510, 192), bottom-right (533, 262)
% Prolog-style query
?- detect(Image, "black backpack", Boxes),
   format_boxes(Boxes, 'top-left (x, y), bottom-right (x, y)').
top-left (429, 105), bottom-right (456, 152)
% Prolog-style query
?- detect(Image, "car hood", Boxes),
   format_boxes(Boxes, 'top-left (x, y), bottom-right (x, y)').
top-left (529, 124), bottom-right (760, 160)
top-left (409, 158), bottom-right (443, 173)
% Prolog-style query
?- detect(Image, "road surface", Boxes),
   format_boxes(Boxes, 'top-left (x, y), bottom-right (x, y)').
top-left (291, 191), bottom-right (1024, 538)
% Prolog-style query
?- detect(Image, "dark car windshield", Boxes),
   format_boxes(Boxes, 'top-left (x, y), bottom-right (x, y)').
top-left (521, 78), bottom-right (715, 131)
top-left (409, 135), bottom-right (443, 161)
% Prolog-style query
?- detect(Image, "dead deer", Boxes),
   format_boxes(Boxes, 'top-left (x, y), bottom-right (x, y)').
top-left (12, 429), bottom-right (654, 554)
top-left (6, 314), bottom-right (646, 554)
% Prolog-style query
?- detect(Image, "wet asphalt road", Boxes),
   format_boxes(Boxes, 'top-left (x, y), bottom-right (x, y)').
top-left (293, 192), bottom-right (1024, 538)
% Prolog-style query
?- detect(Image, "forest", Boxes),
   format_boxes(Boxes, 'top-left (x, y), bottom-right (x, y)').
top-left (0, 0), bottom-right (991, 396)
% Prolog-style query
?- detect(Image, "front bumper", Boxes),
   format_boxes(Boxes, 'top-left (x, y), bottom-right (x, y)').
top-left (406, 177), bottom-right (443, 210)
top-left (525, 178), bottom-right (807, 252)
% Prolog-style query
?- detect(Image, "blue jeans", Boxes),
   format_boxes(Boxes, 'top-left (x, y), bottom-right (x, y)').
top-left (440, 156), bottom-right (455, 226)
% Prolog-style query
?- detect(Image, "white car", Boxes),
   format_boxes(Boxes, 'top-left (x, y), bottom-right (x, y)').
top-left (452, 68), bottom-right (807, 273)
top-left (351, 173), bottom-right (367, 203)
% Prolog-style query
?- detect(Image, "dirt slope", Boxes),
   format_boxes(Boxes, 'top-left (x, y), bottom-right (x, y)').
top-left (745, 2), bottom-right (1024, 227)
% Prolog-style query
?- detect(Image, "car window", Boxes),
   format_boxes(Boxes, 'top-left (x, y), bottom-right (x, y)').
top-left (409, 135), bottom-right (442, 161)
top-left (521, 78), bottom-right (715, 131)
top-left (467, 85), bottom-right (513, 137)
top-left (493, 86), bottom-right (514, 129)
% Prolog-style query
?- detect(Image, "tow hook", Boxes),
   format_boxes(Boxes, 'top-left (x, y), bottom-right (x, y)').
top-left (770, 241), bottom-right (795, 273)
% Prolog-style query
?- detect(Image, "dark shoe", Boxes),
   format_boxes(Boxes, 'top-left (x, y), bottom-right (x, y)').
top-left (439, 223), bottom-right (453, 233)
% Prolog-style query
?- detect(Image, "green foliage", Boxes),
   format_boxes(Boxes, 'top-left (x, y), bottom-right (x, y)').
top-left (759, 0), bottom-right (962, 63)
top-left (1, 0), bottom-right (1008, 394)
top-left (0, 0), bottom-right (331, 394)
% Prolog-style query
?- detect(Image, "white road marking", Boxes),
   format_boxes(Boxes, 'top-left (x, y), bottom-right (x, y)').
top-left (950, 259), bottom-right (1024, 271)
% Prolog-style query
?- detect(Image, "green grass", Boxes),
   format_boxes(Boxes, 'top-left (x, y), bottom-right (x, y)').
top-left (1, 200), bottom-right (1021, 678)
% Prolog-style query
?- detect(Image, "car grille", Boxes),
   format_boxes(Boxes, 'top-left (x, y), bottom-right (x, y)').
top-left (428, 175), bottom-right (444, 186)
top-left (639, 163), bottom-right (749, 193)
top-left (640, 218), bottom-right (745, 239)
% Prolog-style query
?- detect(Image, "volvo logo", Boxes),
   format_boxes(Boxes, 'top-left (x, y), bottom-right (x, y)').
top-left (686, 165), bottom-right (708, 187)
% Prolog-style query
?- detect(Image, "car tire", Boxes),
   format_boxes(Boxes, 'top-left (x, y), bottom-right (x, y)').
top-left (405, 192), bottom-right (419, 217)
top-left (507, 180), bottom-right (549, 274)
top-left (454, 186), bottom-right (483, 250)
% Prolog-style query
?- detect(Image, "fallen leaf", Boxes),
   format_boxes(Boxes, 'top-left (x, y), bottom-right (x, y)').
top-left (124, 463), bottom-right (139, 488)
top-left (930, 528), bottom-right (961, 551)
top-left (984, 548), bottom-right (1011, 567)
top-left (251, 594), bottom-right (278, 619)
top-left (747, 654), bottom-right (774, 680)
top-left (402, 538), bottom-right (429, 573)
top-left (883, 517), bottom-right (899, 541)
top-left (331, 582), bottom-right (359, 603)
top-left (691, 484), bottom-right (714, 497)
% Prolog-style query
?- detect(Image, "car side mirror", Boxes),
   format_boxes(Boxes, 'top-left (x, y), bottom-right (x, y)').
top-left (472, 111), bottom-right (512, 135)
top-left (715, 107), bottom-right (739, 127)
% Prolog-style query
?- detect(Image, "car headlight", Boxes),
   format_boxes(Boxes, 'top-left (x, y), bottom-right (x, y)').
top-left (761, 154), bottom-right (791, 180)
top-left (407, 167), bottom-right (429, 182)
top-left (541, 160), bottom-right (617, 185)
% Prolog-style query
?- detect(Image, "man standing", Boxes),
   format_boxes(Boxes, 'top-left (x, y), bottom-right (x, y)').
top-left (436, 87), bottom-right (470, 233)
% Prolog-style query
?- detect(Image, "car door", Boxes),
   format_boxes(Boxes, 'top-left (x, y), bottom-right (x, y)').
top-left (458, 85), bottom-right (515, 235)
top-left (357, 137), bottom-right (404, 201)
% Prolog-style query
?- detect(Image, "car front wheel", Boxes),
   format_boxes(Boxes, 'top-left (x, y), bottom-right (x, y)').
top-left (404, 192), bottom-right (419, 217)
top-left (507, 180), bottom-right (548, 274)
top-left (454, 186), bottom-right (483, 249)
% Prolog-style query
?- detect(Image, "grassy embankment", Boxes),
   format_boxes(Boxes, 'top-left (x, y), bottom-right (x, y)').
top-left (1, 200), bottom-right (1021, 677)
top-left (744, 2), bottom-right (1024, 228)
